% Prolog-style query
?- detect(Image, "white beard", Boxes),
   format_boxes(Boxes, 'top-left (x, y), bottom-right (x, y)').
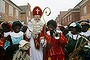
top-left (32, 19), bottom-right (43, 34)
top-left (28, 19), bottom-right (44, 38)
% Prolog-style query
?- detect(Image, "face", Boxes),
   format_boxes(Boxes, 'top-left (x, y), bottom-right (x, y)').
top-left (34, 15), bottom-right (41, 22)
top-left (13, 26), bottom-right (20, 33)
top-left (0, 33), bottom-right (3, 38)
top-left (70, 27), bottom-right (77, 34)
top-left (47, 25), bottom-right (56, 31)
top-left (47, 25), bottom-right (52, 31)
top-left (82, 25), bottom-right (88, 32)
top-left (0, 29), bottom-right (4, 38)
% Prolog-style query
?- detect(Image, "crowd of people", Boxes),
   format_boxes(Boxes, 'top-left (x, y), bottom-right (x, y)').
top-left (0, 6), bottom-right (90, 60)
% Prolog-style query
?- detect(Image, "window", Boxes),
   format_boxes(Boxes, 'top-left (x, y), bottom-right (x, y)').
top-left (83, 5), bottom-right (87, 16)
top-left (2, 1), bottom-right (5, 13)
top-left (70, 15), bottom-right (72, 21)
top-left (0, 0), bottom-right (2, 13)
top-left (27, 17), bottom-right (29, 22)
top-left (65, 18), bottom-right (67, 23)
top-left (16, 9), bottom-right (18, 18)
top-left (0, 0), bottom-right (5, 13)
top-left (68, 16), bottom-right (69, 22)
top-left (29, 11), bottom-right (30, 16)
top-left (29, 18), bottom-right (31, 20)
top-left (9, 5), bottom-right (13, 16)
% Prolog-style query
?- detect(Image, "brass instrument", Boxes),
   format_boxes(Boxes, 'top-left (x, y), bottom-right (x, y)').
top-left (69, 33), bottom-right (89, 60)
top-left (53, 29), bottom-right (61, 39)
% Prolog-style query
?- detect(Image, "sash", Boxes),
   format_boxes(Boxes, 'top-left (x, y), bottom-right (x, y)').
top-left (34, 34), bottom-right (40, 50)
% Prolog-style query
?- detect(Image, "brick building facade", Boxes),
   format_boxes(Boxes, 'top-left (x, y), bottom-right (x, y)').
top-left (59, 11), bottom-right (68, 25)
top-left (19, 3), bottom-right (32, 24)
top-left (80, 0), bottom-right (90, 20)
top-left (55, 1), bottom-right (81, 26)
top-left (0, 0), bottom-right (32, 25)
top-left (55, 15), bottom-right (60, 26)
top-left (61, 9), bottom-right (80, 26)
top-left (57, 0), bottom-right (84, 26)
top-left (0, 0), bottom-right (22, 22)
top-left (56, 0), bottom-right (90, 26)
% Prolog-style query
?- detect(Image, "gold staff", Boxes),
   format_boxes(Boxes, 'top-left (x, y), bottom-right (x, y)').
top-left (42, 7), bottom-right (51, 41)
top-left (42, 7), bottom-right (51, 24)
top-left (42, 7), bottom-right (51, 60)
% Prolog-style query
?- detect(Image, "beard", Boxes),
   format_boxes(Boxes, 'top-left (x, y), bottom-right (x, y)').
top-left (33, 24), bottom-right (42, 35)
top-left (32, 20), bottom-right (43, 35)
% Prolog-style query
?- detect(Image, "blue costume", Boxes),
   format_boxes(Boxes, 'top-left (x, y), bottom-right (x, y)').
top-left (5, 20), bottom-right (23, 60)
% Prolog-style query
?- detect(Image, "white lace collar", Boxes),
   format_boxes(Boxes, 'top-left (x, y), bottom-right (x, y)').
top-left (10, 31), bottom-right (24, 37)
top-left (68, 31), bottom-right (81, 40)
top-left (80, 30), bottom-right (90, 37)
top-left (4, 31), bottom-right (11, 37)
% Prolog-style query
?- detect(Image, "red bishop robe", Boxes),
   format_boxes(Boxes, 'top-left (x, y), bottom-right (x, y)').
top-left (34, 26), bottom-right (45, 50)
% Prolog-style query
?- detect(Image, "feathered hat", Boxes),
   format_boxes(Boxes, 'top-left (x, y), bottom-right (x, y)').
top-left (68, 22), bottom-right (82, 32)
top-left (80, 21), bottom-right (89, 26)
top-left (1, 22), bottom-right (12, 32)
top-left (47, 20), bottom-right (57, 30)
top-left (12, 20), bottom-right (23, 30)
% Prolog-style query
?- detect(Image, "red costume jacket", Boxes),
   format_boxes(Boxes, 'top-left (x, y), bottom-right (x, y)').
top-left (0, 38), bottom-right (5, 47)
top-left (45, 32), bottom-right (67, 56)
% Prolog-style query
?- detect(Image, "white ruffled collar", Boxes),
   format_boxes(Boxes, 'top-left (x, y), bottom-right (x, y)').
top-left (46, 31), bottom-right (50, 35)
top-left (4, 31), bottom-right (11, 37)
top-left (80, 30), bottom-right (90, 37)
top-left (68, 31), bottom-right (81, 40)
top-left (10, 31), bottom-right (24, 37)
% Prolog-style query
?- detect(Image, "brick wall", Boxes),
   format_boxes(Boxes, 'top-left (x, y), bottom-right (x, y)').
top-left (0, 0), bottom-right (21, 22)
top-left (20, 3), bottom-right (32, 24)
top-left (80, 0), bottom-right (90, 20)
top-left (62, 12), bottom-right (80, 26)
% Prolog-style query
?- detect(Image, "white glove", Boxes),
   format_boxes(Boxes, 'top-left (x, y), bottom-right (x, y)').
top-left (40, 37), bottom-right (47, 47)
top-left (19, 40), bottom-right (30, 50)
top-left (20, 43), bottom-right (30, 50)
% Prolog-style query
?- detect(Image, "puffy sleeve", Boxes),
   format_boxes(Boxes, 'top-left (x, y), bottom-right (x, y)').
top-left (59, 32), bottom-right (68, 47)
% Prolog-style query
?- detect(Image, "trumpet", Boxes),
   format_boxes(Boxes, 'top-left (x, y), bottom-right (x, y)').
top-left (52, 29), bottom-right (61, 39)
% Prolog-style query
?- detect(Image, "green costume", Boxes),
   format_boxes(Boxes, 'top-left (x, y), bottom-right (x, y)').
top-left (65, 22), bottom-right (87, 60)
top-left (65, 32), bottom-right (87, 60)
top-left (80, 21), bottom-right (90, 60)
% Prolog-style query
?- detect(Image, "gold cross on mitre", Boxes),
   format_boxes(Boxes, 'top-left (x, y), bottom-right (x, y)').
top-left (36, 8), bottom-right (40, 14)
top-left (33, 6), bottom-right (42, 17)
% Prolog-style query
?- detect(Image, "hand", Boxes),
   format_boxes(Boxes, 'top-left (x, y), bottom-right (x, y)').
top-left (20, 43), bottom-right (30, 50)
top-left (6, 44), bottom-right (19, 54)
top-left (40, 39), bottom-right (47, 47)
